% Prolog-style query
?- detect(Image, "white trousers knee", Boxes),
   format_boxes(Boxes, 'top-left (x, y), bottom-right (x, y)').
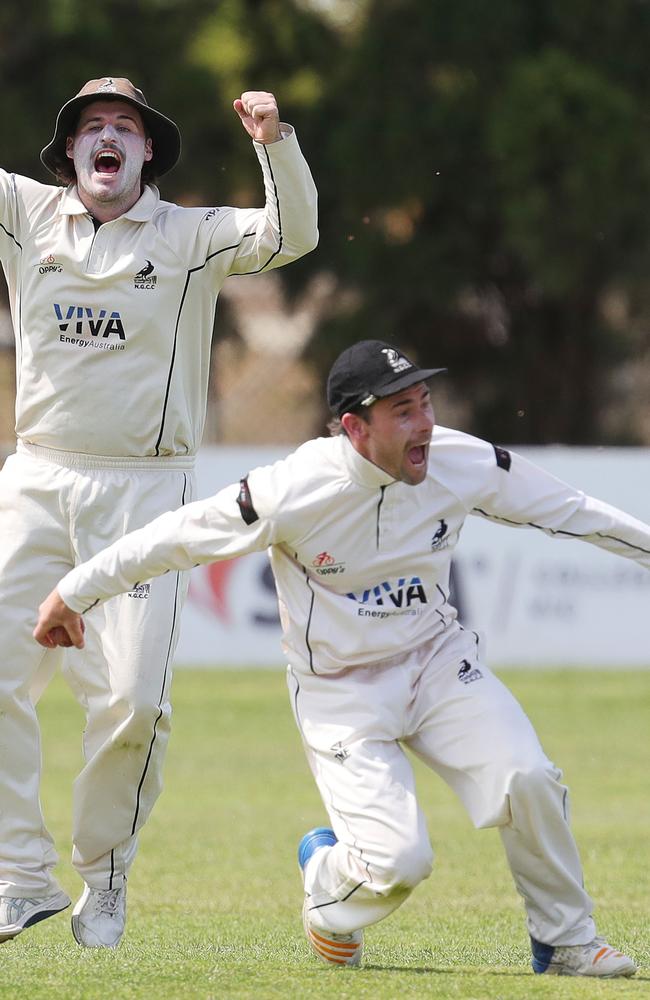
top-left (0, 446), bottom-right (194, 896)
top-left (289, 628), bottom-right (595, 945)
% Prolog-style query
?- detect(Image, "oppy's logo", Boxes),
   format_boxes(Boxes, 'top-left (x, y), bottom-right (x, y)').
top-left (37, 254), bottom-right (63, 274)
top-left (311, 551), bottom-right (346, 576)
top-left (54, 304), bottom-right (126, 339)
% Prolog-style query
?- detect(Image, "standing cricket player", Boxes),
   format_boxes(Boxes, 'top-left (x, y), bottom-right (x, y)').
top-left (0, 76), bottom-right (317, 948)
top-left (34, 340), bottom-right (642, 977)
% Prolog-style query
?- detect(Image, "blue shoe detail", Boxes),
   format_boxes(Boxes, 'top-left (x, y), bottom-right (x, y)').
top-left (298, 827), bottom-right (337, 871)
top-left (530, 936), bottom-right (555, 974)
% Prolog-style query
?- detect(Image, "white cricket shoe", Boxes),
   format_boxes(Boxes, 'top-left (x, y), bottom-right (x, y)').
top-left (71, 884), bottom-right (126, 949)
top-left (0, 890), bottom-right (71, 942)
top-left (302, 899), bottom-right (364, 967)
top-left (531, 934), bottom-right (637, 977)
top-left (298, 827), bottom-right (364, 967)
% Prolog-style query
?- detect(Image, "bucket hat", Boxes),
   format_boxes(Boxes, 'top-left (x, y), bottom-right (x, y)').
top-left (41, 77), bottom-right (181, 179)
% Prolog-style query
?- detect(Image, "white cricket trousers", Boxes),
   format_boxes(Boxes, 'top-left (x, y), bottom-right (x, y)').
top-left (0, 443), bottom-right (195, 898)
top-left (289, 628), bottom-right (596, 947)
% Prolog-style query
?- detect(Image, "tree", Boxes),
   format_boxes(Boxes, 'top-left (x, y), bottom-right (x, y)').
top-left (309, 0), bottom-right (650, 442)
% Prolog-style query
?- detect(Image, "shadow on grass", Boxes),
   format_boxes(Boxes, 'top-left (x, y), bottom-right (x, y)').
top-left (362, 965), bottom-right (531, 976)
top-left (363, 964), bottom-right (648, 981)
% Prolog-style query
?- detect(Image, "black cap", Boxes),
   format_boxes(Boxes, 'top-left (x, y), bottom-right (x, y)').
top-left (41, 76), bottom-right (181, 181)
top-left (327, 340), bottom-right (446, 417)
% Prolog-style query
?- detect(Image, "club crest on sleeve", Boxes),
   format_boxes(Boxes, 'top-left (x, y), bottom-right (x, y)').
top-left (458, 659), bottom-right (483, 684)
top-left (431, 519), bottom-right (450, 550)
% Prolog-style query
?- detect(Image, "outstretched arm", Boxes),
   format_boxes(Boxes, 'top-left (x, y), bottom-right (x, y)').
top-left (32, 479), bottom-right (280, 649)
top-left (470, 443), bottom-right (650, 568)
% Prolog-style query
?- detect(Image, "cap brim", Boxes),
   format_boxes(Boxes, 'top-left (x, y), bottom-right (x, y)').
top-left (332, 366), bottom-right (446, 416)
top-left (373, 367), bottom-right (447, 399)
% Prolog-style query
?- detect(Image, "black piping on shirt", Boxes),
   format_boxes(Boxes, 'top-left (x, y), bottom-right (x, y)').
top-left (300, 562), bottom-right (317, 673)
top-left (155, 152), bottom-right (284, 454)
top-left (0, 222), bottom-right (21, 250)
top-left (376, 486), bottom-right (386, 548)
top-left (472, 508), bottom-right (650, 556)
top-left (0, 217), bottom-right (23, 362)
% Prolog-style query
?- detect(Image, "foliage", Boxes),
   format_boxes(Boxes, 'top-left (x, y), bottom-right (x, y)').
top-left (0, 0), bottom-right (335, 201)
top-left (310, 0), bottom-right (650, 443)
top-left (2, 0), bottom-right (650, 442)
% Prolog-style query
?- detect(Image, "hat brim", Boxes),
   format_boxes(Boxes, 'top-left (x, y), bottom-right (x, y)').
top-left (40, 92), bottom-right (181, 179)
top-left (334, 367), bottom-right (446, 417)
top-left (372, 367), bottom-right (447, 400)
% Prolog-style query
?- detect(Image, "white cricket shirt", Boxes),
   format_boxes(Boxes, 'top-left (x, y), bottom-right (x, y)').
top-left (57, 426), bottom-right (650, 673)
top-left (0, 130), bottom-right (317, 457)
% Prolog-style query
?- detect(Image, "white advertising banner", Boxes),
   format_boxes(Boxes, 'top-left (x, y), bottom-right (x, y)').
top-left (174, 445), bottom-right (650, 668)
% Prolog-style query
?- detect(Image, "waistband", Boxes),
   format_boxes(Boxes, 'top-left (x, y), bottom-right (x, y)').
top-left (17, 440), bottom-right (196, 471)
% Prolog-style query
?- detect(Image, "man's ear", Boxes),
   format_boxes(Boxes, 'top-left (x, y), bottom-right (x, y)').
top-left (65, 136), bottom-right (75, 161)
top-left (341, 411), bottom-right (368, 445)
top-left (144, 137), bottom-right (153, 162)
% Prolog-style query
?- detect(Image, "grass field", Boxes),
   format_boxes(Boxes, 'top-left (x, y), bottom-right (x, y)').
top-left (1, 667), bottom-right (648, 999)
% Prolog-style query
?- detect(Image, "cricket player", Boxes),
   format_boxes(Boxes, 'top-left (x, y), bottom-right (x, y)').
top-left (34, 340), bottom-right (642, 977)
top-left (0, 76), bottom-right (317, 948)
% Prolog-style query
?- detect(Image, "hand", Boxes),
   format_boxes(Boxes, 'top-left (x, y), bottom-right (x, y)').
top-left (233, 91), bottom-right (282, 144)
top-left (33, 588), bottom-right (86, 649)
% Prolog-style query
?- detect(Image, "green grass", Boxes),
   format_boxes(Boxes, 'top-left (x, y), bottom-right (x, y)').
top-left (1, 668), bottom-right (648, 999)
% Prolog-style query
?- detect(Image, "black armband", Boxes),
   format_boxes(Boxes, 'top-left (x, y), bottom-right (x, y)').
top-left (492, 445), bottom-right (512, 471)
top-left (237, 476), bottom-right (259, 525)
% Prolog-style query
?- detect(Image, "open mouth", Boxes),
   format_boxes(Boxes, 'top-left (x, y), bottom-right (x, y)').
top-left (94, 149), bottom-right (122, 174)
top-left (408, 444), bottom-right (427, 466)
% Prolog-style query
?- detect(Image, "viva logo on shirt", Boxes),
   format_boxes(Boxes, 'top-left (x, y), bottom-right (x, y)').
top-left (54, 303), bottom-right (126, 339)
top-left (347, 576), bottom-right (428, 608)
